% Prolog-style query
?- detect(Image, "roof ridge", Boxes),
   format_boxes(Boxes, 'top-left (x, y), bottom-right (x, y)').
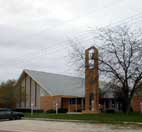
top-left (24, 69), bottom-right (84, 79)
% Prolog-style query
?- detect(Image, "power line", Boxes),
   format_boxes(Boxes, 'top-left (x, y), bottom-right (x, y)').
top-left (8, 8), bottom-right (142, 73)
top-left (11, 0), bottom-right (141, 64)
top-left (15, 10), bottom-right (142, 64)
top-left (74, 11), bottom-right (142, 38)
top-left (4, 0), bottom-right (141, 79)
top-left (13, 14), bottom-right (142, 70)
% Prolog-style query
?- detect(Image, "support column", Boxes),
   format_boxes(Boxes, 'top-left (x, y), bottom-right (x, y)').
top-left (109, 99), bottom-right (112, 109)
top-left (68, 99), bottom-right (70, 112)
top-left (81, 98), bottom-right (84, 111)
top-left (76, 98), bottom-right (78, 112)
top-left (104, 101), bottom-right (106, 111)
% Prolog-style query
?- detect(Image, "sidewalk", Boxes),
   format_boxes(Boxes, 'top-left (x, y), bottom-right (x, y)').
top-left (25, 117), bottom-right (142, 125)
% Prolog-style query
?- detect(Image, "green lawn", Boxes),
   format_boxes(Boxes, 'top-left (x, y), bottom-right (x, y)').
top-left (25, 113), bottom-right (142, 124)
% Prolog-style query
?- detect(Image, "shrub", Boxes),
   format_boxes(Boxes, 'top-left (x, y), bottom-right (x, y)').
top-left (58, 108), bottom-right (68, 113)
top-left (46, 108), bottom-right (68, 113)
top-left (46, 109), bottom-right (56, 113)
top-left (105, 109), bottom-right (115, 113)
top-left (76, 109), bottom-right (82, 112)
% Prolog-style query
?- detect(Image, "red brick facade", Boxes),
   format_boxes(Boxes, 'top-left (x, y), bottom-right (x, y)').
top-left (0, 103), bottom-right (16, 109)
top-left (40, 96), bottom-right (142, 113)
top-left (131, 96), bottom-right (142, 112)
top-left (61, 98), bottom-right (84, 112)
top-left (40, 96), bottom-right (84, 112)
top-left (40, 96), bottom-right (62, 112)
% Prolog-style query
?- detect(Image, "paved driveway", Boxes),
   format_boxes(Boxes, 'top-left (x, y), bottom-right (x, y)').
top-left (0, 120), bottom-right (142, 132)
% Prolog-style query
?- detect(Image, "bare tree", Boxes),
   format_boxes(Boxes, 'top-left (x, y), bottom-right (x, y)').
top-left (69, 26), bottom-right (142, 113)
top-left (68, 39), bottom-right (85, 74)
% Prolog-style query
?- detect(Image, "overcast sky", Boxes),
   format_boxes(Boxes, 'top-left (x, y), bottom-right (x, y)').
top-left (0, 0), bottom-right (142, 82)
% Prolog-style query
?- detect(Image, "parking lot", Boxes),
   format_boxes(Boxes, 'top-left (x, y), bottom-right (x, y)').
top-left (0, 120), bottom-right (142, 132)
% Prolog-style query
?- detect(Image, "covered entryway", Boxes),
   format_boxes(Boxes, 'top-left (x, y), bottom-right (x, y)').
top-left (61, 97), bottom-right (85, 112)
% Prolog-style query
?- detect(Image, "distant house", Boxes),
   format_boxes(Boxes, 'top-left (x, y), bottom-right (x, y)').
top-left (131, 83), bottom-right (142, 112)
top-left (16, 69), bottom-right (142, 112)
top-left (100, 82), bottom-right (142, 112)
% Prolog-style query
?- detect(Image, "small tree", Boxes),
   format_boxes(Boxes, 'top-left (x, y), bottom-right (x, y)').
top-left (0, 80), bottom-right (17, 108)
top-left (69, 26), bottom-right (142, 113)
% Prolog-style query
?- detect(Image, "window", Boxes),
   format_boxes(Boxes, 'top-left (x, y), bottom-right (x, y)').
top-left (69, 98), bottom-right (82, 104)
top-left (77, 98), bottom-right (81, 104)
top-left (70, 98), bottom-right (76, 104)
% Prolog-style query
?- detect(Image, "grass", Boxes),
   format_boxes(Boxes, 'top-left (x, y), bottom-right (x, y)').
top-left (25, 112), bottom-right (142, 124)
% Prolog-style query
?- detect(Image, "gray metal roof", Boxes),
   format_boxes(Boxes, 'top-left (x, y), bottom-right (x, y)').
top-left (24, 69), bottom-right (85, 97)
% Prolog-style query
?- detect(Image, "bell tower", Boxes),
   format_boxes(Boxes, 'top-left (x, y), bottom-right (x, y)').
top-left (84, 46), bottom-right (99, 113)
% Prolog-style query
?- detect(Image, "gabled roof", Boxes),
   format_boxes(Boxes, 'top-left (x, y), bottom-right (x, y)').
top-left (23, 69), bottom-right (85, 97)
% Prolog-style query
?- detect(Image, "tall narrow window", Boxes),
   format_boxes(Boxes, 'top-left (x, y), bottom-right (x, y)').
top-left (30, 78), bottom-right (32, 108)
top-left (35, 82), bottom-right (37, 107)
top-left (25, 75), bottom-right (27, 108)
top-left (19, 85), bottom-right (22, 107)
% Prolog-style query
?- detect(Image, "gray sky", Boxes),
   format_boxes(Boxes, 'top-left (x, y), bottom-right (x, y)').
top-left (0, 0), bottom-right (142, 81)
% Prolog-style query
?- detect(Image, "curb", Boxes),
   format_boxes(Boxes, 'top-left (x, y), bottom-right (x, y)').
top-left (24, 118), bottom-right (142, 125)
top-left (25, 118), bottom-right (84, 123)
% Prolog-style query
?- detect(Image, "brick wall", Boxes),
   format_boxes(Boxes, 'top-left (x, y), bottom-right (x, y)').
top-left (131, 96), bottom-right (142, 112)
top-left (40, 96), bottom-right (84, 112)
top-left (40, 96), bottom-right (61, 112)
top-left (40, 96), bottom-right (142, 113)
top-left (0, 104), bottom-right (16, 109)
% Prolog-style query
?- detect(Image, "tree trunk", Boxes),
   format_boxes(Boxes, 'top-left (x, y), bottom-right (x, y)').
top-left (122, 97), bottom-right (131, 113)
